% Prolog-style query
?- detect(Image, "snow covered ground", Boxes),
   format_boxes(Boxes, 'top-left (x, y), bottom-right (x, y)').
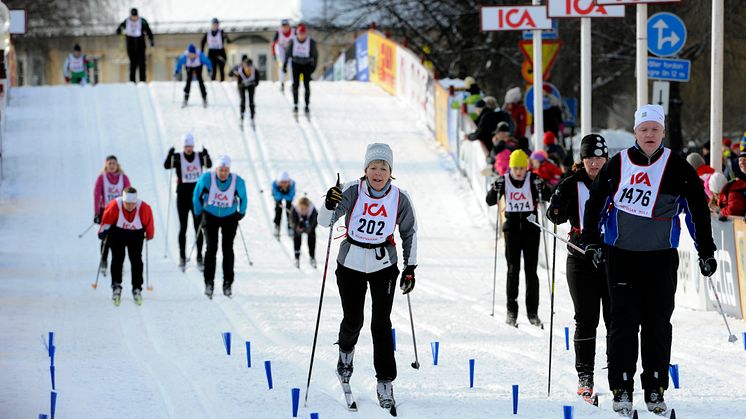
top-left (1, 81), bottom-right (745, 418)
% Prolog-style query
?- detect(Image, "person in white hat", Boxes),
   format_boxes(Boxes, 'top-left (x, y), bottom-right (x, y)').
top-left (164, 133), bottom-right (212, 270)
top-left (271, 171), bottom-right (296, 239)
top-left (98, 187), bottom-right (155, 306)
top-left (318, 143), bottom-right (418, 415)
top-left (580, 104), bottom-right (717, 415)
top-left (192, 155), bottom-right (248, 299)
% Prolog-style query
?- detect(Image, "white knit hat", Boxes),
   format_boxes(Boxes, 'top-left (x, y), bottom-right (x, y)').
top-left (504, 86), bottom-right (522, 105)
top-left (634, 104), bottom-right (665, 130)
top-left (709, 172), bottom-right (728, 195)
top-left (217, 155), bottom-right (231, 168)
top-left (364, 143), bottom-right (393, 172)
top-left (184, 132), bottom-right (195, 147)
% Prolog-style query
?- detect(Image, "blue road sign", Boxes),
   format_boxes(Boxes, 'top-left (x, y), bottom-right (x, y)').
top-left (522, 20), bottom-right (559, 40)
top-left (562, 98), bottom-right (577, 128)
top-left (525, 82), bottom-right (561, 115)
top-left (648, 57), bottom-right (690, 82)
top-left (647, 12), bottom-right (686, 57)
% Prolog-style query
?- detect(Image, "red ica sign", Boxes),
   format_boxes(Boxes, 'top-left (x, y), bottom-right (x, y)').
top-left (547, 0), bottom-right (625, 18)
top-left (595, 0), bottom-right (680, 4)
top-left (481, 6), bottom-right (552, 31)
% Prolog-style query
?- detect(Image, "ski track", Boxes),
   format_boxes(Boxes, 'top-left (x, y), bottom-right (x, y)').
top-left (0, 82), bottom-right (745, 418)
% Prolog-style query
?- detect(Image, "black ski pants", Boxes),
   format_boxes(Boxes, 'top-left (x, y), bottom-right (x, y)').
top-left (336, 263), bottom-right (399, 381)
top-left (126, 41), bottom-right (146, 83)
top-left (203, 213), bottom-right (238, 287)
top-left (291, 62), bottom-right (313, 106)
top-left (274, 200), bottom-right (292, 227)
top-left (177, 184), bottom-right (203, 259)
top-left (208, 49), bottom-right (227, 81)
top-left (238, 84), bottom-right (256, 118)
top-left (504, 227), bottom-right (540, 316)
top-left (109, 228), bottom-right (144, 292)
top-left (184, 65), bottom-right (207, 100)
top-left (567, 253), bottom-right (610, 377)
top-left (293, 228), bottom-right (316, 259)
top-left (605, 246), bottom-right (678, 392)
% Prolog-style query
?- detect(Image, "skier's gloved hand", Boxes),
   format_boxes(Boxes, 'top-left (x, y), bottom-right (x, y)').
top-left (282, 64), bottom-right (287, 73)
top-left (150, 40), bottom-right (155, 47)
top-left (236, 212), bottom-right (245, 221)
top-left (532, 175), bottom-right (545, 192)
top-left (65, 76), bottom-right (71, 83)
top-left (400, 265), bottom-right (416, 294)
top-left (98, 229), bottom-right (108, 240)
top-left (493, 176), bottom-right (506, 196)
top-left (168, 146), bottom-right (175, 156)
top-left (325, 185), bottom-right (343, 210)
top-left (94, 213), bottom-right (102, 224)
top-left (698, 256), bottom-right (717, 277)
top-left (584, 244), bottom-right (604, 268)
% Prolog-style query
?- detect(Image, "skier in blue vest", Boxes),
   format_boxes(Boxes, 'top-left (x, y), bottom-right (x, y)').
top-left (174, 43), bottom-right (213, 108)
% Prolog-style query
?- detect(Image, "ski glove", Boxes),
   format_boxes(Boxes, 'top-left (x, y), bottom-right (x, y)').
top-left (584, 244), bottom-right (604, 268)
top-left (400, 265), bottom-right (416, 294)
top-left (493, 176), bottom-right (505, 196)
top-left (532, 175), bottom-right (545, 192)
top-left (98, 229), bottom-right (108, 240)
top-left (699, 256), bottom-right (717, 277)
top-left (282, 64), bottom-right (288, 73)
top-left (325, 185), bottom-right (343, 210)
top-left (94, 213), bottom-right (102, 224)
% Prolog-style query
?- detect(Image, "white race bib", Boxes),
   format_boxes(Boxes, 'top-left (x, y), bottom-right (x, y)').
top-left (125, 18), bottom-right (142, 37)
top-left (68, 55), bottom-right (85, 72)
top-left (115, 198), bottom-right (143, 230)
top-left (186, 55), bottom-right (201, 68)
top-left (504, 173), bottom-right (535, 213)
top-left (347, 180), bottom-right (399, 245)
top-left (292, 38), bottom-right (311, 58)
top-left (577, 181), bottom-right (590, 230)
top-left (207, 171), bottom-right (237, 209)
top-left (277, 28), bottom-right (295, 50)
top-left (207, 30), bottom-right (223, 49)
top-left (103, 174), bottom-right (124, 204)
top-left (180, 153), bottom-right (202, 183)
top-left (613, 148), bottom-right (670, 218)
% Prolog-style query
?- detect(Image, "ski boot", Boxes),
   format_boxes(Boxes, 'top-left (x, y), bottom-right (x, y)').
top-left (310, 258), bottom-right (317, 269)
top-left (645, 387), bottom-right (667, 414)
top-left (612, 388), bottom-right (634, 417)
top-left (202, 97), bottom-right (208, 108)
top-left (178, 257), bottom-right (186, 272)
top-left (293, 105), bottom-right (298, 113)
top-left (336, 348), bottom-right (354, 382)
top-left (295, 258), bottom-right (300, 269)
top-left (528, 314), bottom-right (544, 329)
top-left (223, 283), bottom-right (232, 298)
top-left (181, 98), bottom-right (188, 108)
top-left (112, 287), bottom-right (122, 306)
top-left (274, 224), bottom-right (281, 240)
top-left (304, 105), bottom-right (310, 114)
top-left (280, 82), bottom-right (285, 93)
top-left (505, 311), bottom-right (518, 327)
top-left (99, 260), bottom-right (108, 277)
top-left (205, 283), bottom-right (214, 300)
top-left (376, 380), bottom-right (397, 416)
top-left (196, 255), bottom-right (204, 272)
top-left (577, 373), bottom-right (595, 405)
top-left (133, 288), bottom-right (143, 306)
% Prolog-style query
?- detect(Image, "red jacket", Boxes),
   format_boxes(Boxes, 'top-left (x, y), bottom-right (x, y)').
top-left (697, 164), bottom-right (715, 177)
top-left (533, 161), bottom-right (563, 186)
top-left (718, 179), bottom-right (746, 217)
top-left (98, 199), bottom-right (155, 240)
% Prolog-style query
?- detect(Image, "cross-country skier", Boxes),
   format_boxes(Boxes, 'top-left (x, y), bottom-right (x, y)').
top-left (318, 143), bottom-right (418, 415)
top-left (272, 171), bottom-right (296, 239)
top-left (174, 43), bottom-right (213, 108)
top-left (193, 155), bottom-right (248, 299)
top-left (271, 19), bottom-right (295, 92)
top-left (200, 17), bottom-right (231, 81)
top-left (93, 155), bottom-right (131, 277)
top-left (485, 149), bottom-right (550, 327)
top-left (546, 134), bottom-right (611, 404)
top-left (63, 44), bottom-right (94, 85)
top-left (581, 104), bottom-right (717, 416)
top-left (115, 8), bottom-right (154, 83)
top-left (283, 23), bottom-right (318, 113)
top-left (290, 197), bottom-right (317, 269)
top-left (164, 133), bottom-right (212, 271)
top-left (98, 187), bottom-right (155, 306)
top-left (228, 55), bottom-right (260, 124)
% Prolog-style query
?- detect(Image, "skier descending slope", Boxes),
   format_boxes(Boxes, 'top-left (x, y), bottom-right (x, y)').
top-left (62, 44), bottom-right (94, 85)
top-left (93, 155), bottom-right (131, 277)
top-left (290, 197), bottom-right (318, 269)
top-left (174, 43), bottom-right (213, 108)
top-left (98, 187), bottom-right (155, 306)
top-left (192, 155), bottom-right (247, 299)
top-left (228, 55), bottom-right (260, 126)
top-left (546, 134), bottom-right (611, 404)
top-left (581, 104), bottom-right (717, 417)
top-left (485, 150), bottom-right (550, 328)
top-left (283, 24), bottom-right (318, 113)
top-left (318, 143), bottom-right (418, 416)
top-left (163, 133), bottom-right (212, 271)
top-left (271, 19), bottom-right (295, 93)
top-left (272, 171), bottom-right (296, 239)
top-left (201, 17), bottom-right (231, 81)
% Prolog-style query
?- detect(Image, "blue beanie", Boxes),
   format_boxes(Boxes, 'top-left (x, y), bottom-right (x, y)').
top-left (187, 44), bottom-right (197, 54)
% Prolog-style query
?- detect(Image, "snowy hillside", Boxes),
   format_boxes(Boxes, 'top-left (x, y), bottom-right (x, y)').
top-left (0, 81), bottom-right (744, 418)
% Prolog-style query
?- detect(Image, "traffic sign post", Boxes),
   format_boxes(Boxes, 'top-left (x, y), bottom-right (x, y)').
top-left (647, 57), bottom-right (690, 82)
top-left (647, 12), bottom-right (686, 57)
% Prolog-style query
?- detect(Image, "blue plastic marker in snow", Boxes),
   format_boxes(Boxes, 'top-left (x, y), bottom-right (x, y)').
top-left (39, 415), bottom-right (48, 419)
top-left (48, 332), bottom-right (54, 357)
top-left (310, 413), bottom-right (319, 419)
top-left (743, 332), bottom-right (745, 350)
top-left (512, 384), bottom-right (518, 414)
top-left (469, 359), bottom-right (475, 388)
top-left (392, 328), bottom-right (396, 351)
top-left (563, 404), bottom-right (573, 419)
top-left (669, 364), bottom-right (680, 389)
top-left (291, 387), bottom-right (300, 417)
top-left (564, 327), bottom-right (570, 351)
top-left (265, 361), bottom-right (273, 389)
top-left (50, 345), bottom-right (55, 367)
top-left (50, 366), bottom-right (56, 390)
top-left (222, 332), bottom-right (231, 355)
top-left (245, 341), bottom-right (251, 368)
top-left (431, 342), bottom-right (439, 366)
top-left (50, 391), bottom-right (57, 419)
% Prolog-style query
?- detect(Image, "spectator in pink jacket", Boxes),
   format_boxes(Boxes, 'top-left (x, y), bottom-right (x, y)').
top-left (491, 121), bottom-right (513, 176)
top-left (93, 155), bottom-right (131, 276)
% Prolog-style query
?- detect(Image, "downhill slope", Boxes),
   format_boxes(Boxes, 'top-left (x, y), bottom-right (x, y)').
top-left (0, 81), bottom-right (744, 419)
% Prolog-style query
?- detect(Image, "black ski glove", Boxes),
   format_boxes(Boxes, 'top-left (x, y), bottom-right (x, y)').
top-left (533, 175), bottom-right (545, 193)
top-left (94, 209), bottom-right (103, 224)
top-left (325, 185), bottom-right (343, 210)
top-left (168, 146), bottom-right (175, 156)
top-left (400, 265), bottom-right (416, 295)
top-left (699, 256), bottom-right (717, 277)
top-left (98, 228), bottom-right (108, 240)
top-left (493, 176), bottom-right (505, 196)
top-left (584, 244), bottom-right (604, 268)
top-left (236, 212), bottom-right (245, 221)
top-left (282, 64), bottom-right (288, 73)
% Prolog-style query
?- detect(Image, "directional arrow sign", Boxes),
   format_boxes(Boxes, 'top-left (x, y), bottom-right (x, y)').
top-left (648, 12), bottom-right (686, 57)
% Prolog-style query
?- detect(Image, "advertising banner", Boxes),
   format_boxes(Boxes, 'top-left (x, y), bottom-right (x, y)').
top-left (434, 82), bottom-right (449, 150)
top-left (368, 31), bottom-right (397, 95)
top-left (333, 52), bottom-right (345, 81)
top-left (396, 47), bottom-right (429, 117)
top-left (732, 218), bottom-right (746, 318)
top-left (355, 32), bottom-right (369, 81)
top-left (344, 43), bottom-right (357, 81)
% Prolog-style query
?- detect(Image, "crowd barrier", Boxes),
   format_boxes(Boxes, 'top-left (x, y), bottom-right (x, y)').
top-left (324, 30), bottom-right (746, 320)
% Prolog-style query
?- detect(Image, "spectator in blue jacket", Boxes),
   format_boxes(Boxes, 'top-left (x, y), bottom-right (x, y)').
top-left (272, 171), bottom-right (296, 238)
top-left (174, 43), bottom-right (213, 108)
top-left (192, 155), bottom-right (247, 299)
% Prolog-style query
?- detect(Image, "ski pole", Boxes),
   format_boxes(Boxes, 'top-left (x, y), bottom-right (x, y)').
top-left (78, 222), bottom-right (95, 238)
top-left (526, 214), bottom-right (587, 254)
top-left (490, 201), bottom-right (501, 317)
top-left (91, 236), bottom-right (108, 290)
top-left (304, 173), bottom-right (340, 407)
top-left (163, 154), bottom-right (175, 259)
top-left (547, 223), bottom-right (558, 397)
top-left (406, 294), bottom-right (420, 369)
top-left (186, 223), bottom-right (204, 262)
top-left (707, 276), bottom-right (738, 343)
top-left (237, 222), bottom-right (254, 266)
top-left (146, 237), bottom-right (152, 291)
